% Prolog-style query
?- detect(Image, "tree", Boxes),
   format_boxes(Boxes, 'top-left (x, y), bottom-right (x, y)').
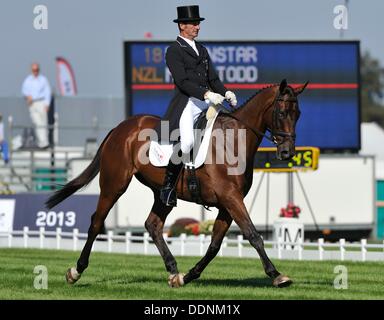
top-left (361, 51), bottom-right (384, 128)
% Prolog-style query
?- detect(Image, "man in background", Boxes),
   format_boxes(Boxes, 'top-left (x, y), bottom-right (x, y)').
top-left (21, 62), bottom-right (51, 149)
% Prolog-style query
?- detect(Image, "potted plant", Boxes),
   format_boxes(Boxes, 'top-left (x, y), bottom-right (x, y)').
top-left (280, 203), bottom-right (301, 218)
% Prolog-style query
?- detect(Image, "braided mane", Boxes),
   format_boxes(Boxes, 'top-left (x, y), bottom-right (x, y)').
top-left (235, 84), bottom-right (277, 111)
top-left (233, 83), bottom-right (296, 112)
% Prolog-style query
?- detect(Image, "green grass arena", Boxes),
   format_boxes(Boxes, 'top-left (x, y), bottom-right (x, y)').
top-left (0, 248), bottom-right (383, 300)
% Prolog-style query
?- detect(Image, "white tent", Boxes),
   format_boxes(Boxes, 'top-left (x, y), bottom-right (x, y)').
top-left (360, 122), bottom-right (384, 180)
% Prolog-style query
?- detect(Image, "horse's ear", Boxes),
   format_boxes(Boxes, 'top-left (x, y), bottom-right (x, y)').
top-left (279, 79), bottom-right (287, 93)
top-left (294, 81), bottom-right (309, 95)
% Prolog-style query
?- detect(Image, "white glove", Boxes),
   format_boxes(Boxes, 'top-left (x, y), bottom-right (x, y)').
top-left (204, 91), bottom-right (225, 105)
top-left (225, 91), bottom-right (237, 107)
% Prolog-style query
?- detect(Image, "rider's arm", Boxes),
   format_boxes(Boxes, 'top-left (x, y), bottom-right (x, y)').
top-left (166, 45), bottom-right (207, 100)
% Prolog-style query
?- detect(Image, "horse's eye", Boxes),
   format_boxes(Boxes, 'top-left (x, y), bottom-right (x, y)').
top-left (278, 111), bottom-right (286, 119)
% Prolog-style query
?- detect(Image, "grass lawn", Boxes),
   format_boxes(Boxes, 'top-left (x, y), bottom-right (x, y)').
top-left (0, 248), bottom-right (383, 300)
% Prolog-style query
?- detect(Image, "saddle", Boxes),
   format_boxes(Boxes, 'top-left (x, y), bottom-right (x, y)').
top-left (149, 105), bottom-right (222, 208)
top-left (149, 105), bottom-right (221, 169)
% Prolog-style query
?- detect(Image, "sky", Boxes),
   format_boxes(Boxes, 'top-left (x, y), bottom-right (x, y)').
top-left (0, 0), bottom-right (383, 97)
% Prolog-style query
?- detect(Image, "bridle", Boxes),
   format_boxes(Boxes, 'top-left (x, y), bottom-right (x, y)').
top-left (222, 89), bottom-right (298, 146)
top-left (271, 92), bottom-right (297, 142)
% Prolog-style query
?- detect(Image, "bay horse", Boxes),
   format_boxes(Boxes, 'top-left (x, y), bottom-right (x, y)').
top-left (46, 79), bottom-right (307, 288)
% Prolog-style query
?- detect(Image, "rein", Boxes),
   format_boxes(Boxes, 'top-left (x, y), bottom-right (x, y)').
top-left (221, 109), bottom-right (277, 144)
top-left (220, 90), bottom-right (297, 145)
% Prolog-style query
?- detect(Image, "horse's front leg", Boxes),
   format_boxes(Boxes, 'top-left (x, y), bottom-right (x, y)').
top-left (183, 209), bottom-right (232, 284)
top-left (221, 189), bottom-right (292, 288)
top-left (144, 194), bottom-right (182, 287)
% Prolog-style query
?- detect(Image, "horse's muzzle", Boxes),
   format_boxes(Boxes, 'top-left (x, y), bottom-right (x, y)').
top-left (277, 141), bottom-right (295, 161)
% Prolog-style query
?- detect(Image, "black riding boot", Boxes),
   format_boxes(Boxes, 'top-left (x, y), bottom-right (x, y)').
top-left (159, 156), bottom-right (184, 207)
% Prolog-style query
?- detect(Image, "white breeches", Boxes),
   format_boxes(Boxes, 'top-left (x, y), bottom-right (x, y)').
top-left (29, 101), bottom-right (48, 147)
top-left (179, 97), bottom-right (210, 154)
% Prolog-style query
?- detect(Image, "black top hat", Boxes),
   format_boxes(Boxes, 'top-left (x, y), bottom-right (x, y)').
top-left (173, 5), bottom-right (205, 23)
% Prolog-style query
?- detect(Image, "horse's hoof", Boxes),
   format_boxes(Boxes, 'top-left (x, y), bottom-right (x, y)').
top-left (168, 273), bottom-right (185, 288)
top-left (66, 267), bottom-right (81, 285)
top-left (273, 274), bottom-right (292, 288)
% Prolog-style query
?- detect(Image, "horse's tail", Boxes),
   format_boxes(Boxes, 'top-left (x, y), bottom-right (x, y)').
top-left (45, 129), bottom-right (114, 209)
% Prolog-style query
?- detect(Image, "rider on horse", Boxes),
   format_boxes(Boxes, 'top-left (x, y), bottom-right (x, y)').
top-left (160, 5), bottom-right (238, 207)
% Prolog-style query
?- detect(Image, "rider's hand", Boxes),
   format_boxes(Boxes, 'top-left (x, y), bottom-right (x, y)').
top-left (204, 91), bottom-right (225, 105)
top-left (225, 91), bottom-right (237, 107)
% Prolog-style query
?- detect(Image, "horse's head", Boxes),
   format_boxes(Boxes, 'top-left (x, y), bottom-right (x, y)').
top-left (270, 79), bottom-right (308, 160)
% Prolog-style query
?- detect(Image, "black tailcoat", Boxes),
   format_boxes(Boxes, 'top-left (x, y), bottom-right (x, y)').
top-left (158, 36), bottom-right (227, 141)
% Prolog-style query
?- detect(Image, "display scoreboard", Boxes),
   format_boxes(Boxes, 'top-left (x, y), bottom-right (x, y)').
top-left (124, 41), bottom-right (360, 152)
top-left (254, 147), bottom-right (320, 172)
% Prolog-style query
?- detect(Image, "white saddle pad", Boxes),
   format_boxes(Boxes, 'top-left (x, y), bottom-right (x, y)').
top-left (149, 109), bottom-right (221, 168)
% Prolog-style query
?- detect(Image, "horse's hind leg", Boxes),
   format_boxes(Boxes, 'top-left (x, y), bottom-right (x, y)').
top-left (144, 193), bottom-right (182, 287)
top-left (183, 209), bottom-right (232, 285)
top-left (66, 179), bottom-right (131, 284)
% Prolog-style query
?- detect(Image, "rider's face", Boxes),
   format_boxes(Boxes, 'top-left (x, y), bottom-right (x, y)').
top-left (179, 21), bottom-right (200, 40)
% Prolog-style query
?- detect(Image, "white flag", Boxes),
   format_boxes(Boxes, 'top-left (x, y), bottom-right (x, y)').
top-left (56, 57), bottom-right (77, 96)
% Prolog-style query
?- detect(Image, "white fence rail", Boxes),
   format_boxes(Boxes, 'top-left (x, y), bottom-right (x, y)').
top-left (1, 227), bottom-right (384, 262)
